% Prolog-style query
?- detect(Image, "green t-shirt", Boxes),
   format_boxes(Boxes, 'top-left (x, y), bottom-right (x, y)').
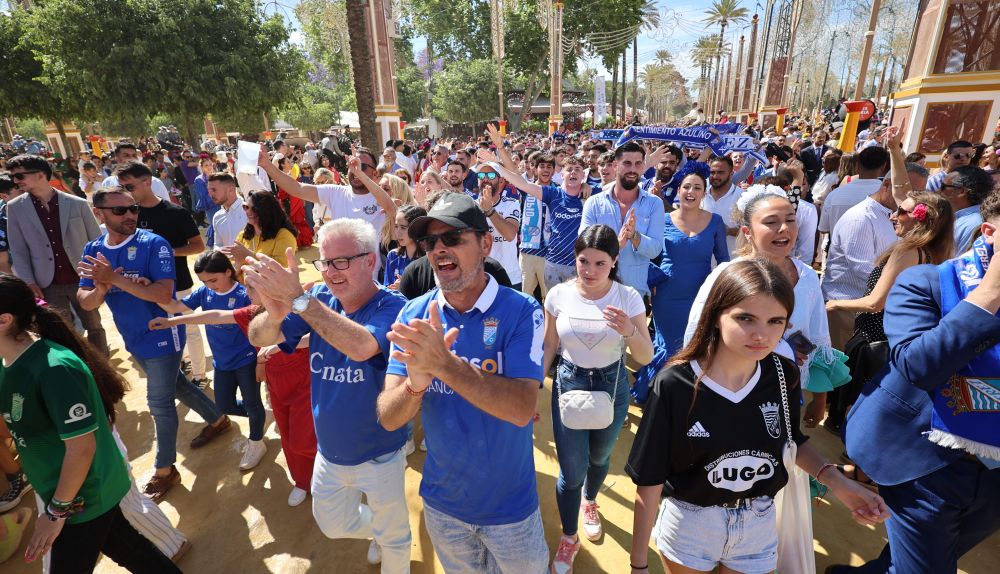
top-left (0, 339), bottom-right (130, 524)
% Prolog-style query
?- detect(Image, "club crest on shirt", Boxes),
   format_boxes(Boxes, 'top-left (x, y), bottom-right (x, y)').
top-left (11, 393), bottom-right (24, 422)
top-left (228, 297), bottom-right (237, 309)
top-left (127, 246), bottom-right (138, 261)
top-left (363, 204), bottom-right (378, 215)
top-left (483, 318), bottom-right (499, 347)
top-left (760, 402), bottom-right (781, 438)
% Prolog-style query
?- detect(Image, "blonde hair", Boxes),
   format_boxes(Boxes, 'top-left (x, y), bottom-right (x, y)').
top-left (314, 167), bottom-right (336, 184)
top-left (380, 173), bottom-right (416, 250)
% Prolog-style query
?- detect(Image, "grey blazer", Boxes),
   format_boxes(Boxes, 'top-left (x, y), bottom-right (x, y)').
top-left (7, 191), bottom-right (102, 288)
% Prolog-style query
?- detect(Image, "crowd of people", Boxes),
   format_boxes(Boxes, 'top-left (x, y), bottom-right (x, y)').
top-left (0, 113), bottom-right (998, 574)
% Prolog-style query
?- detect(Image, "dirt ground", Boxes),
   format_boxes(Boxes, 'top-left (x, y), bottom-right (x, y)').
top-left (2, 245), bottom-right (998, 573)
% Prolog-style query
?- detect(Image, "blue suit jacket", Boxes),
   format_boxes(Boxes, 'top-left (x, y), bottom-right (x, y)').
top-left (845, 264), bottom-right (1000, 485)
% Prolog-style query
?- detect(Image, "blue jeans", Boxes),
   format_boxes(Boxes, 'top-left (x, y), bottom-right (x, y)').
top-left (135, 352), bottom-right (223, 469)
top-left (423, 504), bottom-right (548, 574)
top-left (214, 362), bottom-right (266, 441)
top-left (847, 457), bottom-right (1000, 573)
top-left (551, 358), bottom-right (630, 535)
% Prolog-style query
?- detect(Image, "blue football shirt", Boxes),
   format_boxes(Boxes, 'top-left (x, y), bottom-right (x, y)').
top-left (79, 229), bottom-right (185, 359)
top-left (281, 284), bottom-right (408, 465)
top-left (387, 276), bottom-right (545, 525)
top-left (541, 185), bottom-right (584, 267)
top-left (182, 284), bottom-right (256, 371)
top-left (383, 250), bottom-right (413, 286)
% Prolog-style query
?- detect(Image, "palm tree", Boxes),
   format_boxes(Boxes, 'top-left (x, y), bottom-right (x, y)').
top-left (690, 35), bottom-right (718, 107)
top-left (633, 1), bottom-right (660, 123)
top-left (346, 0), bottom-right (379, 147)
top-left (654, 49), bottom-right (672, 65)
top-left (704, 0), bottom-right (748, 114)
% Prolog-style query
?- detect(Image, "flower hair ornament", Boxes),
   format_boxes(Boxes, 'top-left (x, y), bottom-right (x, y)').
top-left (911, 203), bottom-right (928, 222)
top-left (672, 159), bottom-right (710, 184)
top-left (736, 184), bottom-right (789, 224)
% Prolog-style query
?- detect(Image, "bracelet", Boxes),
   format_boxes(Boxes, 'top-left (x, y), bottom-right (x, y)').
top-left (484, 208), bottom-right (496, 217)
top-left (630, 565), bottom-right (648, 571)
top-left (626, 323), bottom-right (639, 338)
top-left (404, 382), bottom-right (425, 397)
top-left (815, 462), bottom-right (837, 485)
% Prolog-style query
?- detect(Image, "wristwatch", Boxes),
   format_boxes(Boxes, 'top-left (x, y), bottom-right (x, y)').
top-left (291, 292), bottom-right (312, 314)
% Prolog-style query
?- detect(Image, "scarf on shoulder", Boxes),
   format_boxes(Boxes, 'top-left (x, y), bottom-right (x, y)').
top-left (931, 235), bottom-right (1000, 460)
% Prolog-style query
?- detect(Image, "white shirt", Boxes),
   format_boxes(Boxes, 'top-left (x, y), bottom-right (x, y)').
top-left (102, 174), bottom-right (171, 202)
top-left (822, 197), bottom-right (897, 301)
top-left (396, 153), bottom-right (417, 178)
top-left (545, 281), bottom-right (644, 368)
top-left (685, 257), bottom-right (832, 390)
top-left (236, 167), bottom-right (271, 194)
top-left (487, 193), bottom-right (522, 284)
top-left (793, 200), bottom-right (818, 265)
top-left (812, 171), bottom-right (839, 206)
top-left (316, 184), bottom-right (387, 278)
top-left (702, 183), bottom-right (744, 256)
top-left (818, 178), bottom-right (882, 234)
top-left (212, 196), bottom-right (248, 248)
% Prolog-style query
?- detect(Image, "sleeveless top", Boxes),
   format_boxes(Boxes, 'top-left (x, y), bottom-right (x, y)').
top-left (853, 250), bottom-right (928, 343)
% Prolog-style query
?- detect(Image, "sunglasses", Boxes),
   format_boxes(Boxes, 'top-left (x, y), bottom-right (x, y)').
top-left (312, 252), bottom-right (370, 271)
top-left (360, 163), bottom-right (375, 171)
top-left (950, 152), bottom-right (974, 159)
top-left (96, 204), bottom-right (141, 216)
top-left (417, 229), bottom-right (474, 252)
top-left (940, 183), bottom-right (964, 190)
top-left (11, 171), bottom-right (41, 180)
top-left (477, 172), bottom-right (499, 181)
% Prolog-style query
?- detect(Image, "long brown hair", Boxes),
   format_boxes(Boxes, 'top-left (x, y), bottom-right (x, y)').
top-left (242, 190), bottom-right (298, 241)
top-left (0, 274), bottom-right (129, 424)
top-left (877, 191), bottom-right (954, 266)
top-left (669, 259), bottom-right (796, 411)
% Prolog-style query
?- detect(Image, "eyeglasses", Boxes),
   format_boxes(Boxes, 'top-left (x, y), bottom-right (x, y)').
top-left (895, 206), bottom-right (913, 216)
top-left (312, 252), bottom-right (370, 271)
top-left (950, 152), bottom-right (974, 160)
top-left (940, 183), bottom-right (964, 190)
top-left (360, 163), bottom-right (375, 171)
top-left (416, 229), bottom-right (474, 252)
top-left (477, 172), bottom-right (499, 181)
top-left (96, 204), bottom-right (141, 216)
top-left (10, 171), bottom-right (41, 180)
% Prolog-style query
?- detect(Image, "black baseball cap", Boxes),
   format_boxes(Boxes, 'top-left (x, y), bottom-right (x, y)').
top-left (408, 192), bottom-right (489, 240)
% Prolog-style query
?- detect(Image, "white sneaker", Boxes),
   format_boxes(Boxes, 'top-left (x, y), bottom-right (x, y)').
top-left (419, 438), bottom-right (427, 452)
top-left (367, 539), bottom-right (382, 565)
top-left (550, 535), bottom-right (580, 574)
top-left (581, 500), bottom-right (602, 541)
top-left (404, 438), bottom-right (416, 456)
top-left (287, 487), bottom-right (308, 507)
top-left (239, 439), bottom-right (267, 471)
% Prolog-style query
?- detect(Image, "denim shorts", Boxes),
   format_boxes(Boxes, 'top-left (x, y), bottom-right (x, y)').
top-left (653, 496), bottom-right (777, 574)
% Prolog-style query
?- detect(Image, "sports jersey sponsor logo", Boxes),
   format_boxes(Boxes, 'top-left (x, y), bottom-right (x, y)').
top-left (310, 352), bottom-right (367, 383)
top-left (11, 393), bottom-right (24, 422)
top-left (127, 246), bottom-right (138, 260)
top-left (686, 421), bottom-right (710, 438)
top-left (483, 318), bottom-right (498, 347)
top-left (760, 402), bottom-right (781, 438)
top-left (554, 210), bottom-right (581, 220)
top-left (158, 245), bottom-right (171, 259)
top-left (705, 451), bottom-right (777, 492)
top-left (64, 403), bottom-right (92, 424)
top-left (427, 353), bottom-right (503, 394)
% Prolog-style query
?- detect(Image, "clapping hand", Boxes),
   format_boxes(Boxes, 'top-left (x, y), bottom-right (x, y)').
top-left (618, 209), bottom-right (636, 249)
top-left (241, 247), bottom-right (303, 318)
top-left (387, 301), bottom-right (460, 386)
top-left (78, 253), bottom-right (119, 287)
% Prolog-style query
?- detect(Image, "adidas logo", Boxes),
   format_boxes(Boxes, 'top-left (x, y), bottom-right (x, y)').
top-left (687, 421), bottom-right (710, 438)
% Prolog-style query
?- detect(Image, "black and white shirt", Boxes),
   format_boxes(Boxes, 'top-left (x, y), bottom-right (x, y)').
top-left (626, 355), bottom-right (808, 507)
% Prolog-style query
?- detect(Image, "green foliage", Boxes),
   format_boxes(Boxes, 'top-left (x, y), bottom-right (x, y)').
top-left (396, 65), bottom-right (426, 122)
top-left (13, 118), bottom-right (47, 141)
top-left (0, 9), bottom-right (77, 123)
top-left (431, 59), bottom-right (510, 124)
top-left (7, 0), bottom-right (303, 139)
top-left (281, 96), bottom-right (338, 134)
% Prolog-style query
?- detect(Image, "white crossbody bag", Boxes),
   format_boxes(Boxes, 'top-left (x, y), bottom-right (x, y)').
top-left (556, 284), bottom-right (625, 430)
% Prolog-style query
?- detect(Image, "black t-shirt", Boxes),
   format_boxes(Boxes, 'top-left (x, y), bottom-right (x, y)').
top-left (398, 255), bottom-right (511, 300)
top-left (138, 200), bottom-right (200, 291)
top-left (626, 355), bottom-right (808, 507)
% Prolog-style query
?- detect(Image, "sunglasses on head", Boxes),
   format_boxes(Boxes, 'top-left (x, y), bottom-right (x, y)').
top-left (97, 204), bottom-right (140, 216)
top-left (11, 170), bottom-right (42, 180)
top-left (477, 172), bottom-right (499, 181)
top-left (417, 229), bottom-right (474, 252)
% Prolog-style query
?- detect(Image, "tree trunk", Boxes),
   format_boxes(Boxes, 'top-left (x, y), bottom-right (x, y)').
top-left (610, 64), bottom-right (618, 124)
top-left (513, 49), bottom-right (549, 133)
top-left (346, 0), bottom-right (379, 148)
top-left (183, 117), bottom-right (199, 148)
top-left (53, 119), bottom-right (68, 158)
top-left (632, 40), bottom-right (638, 123)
